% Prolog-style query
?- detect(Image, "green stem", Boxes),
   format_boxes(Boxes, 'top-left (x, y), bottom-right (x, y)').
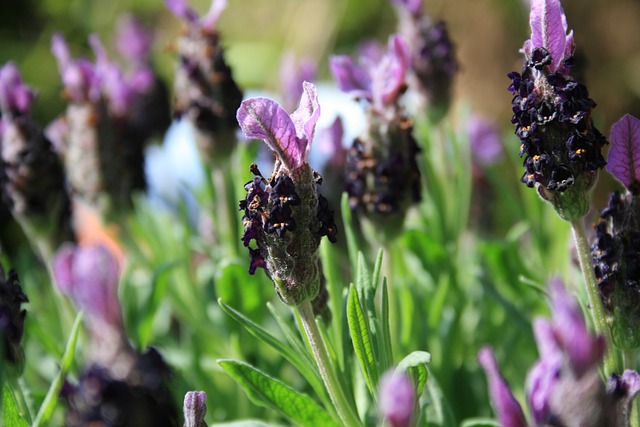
top-left (296, 301), bottom-right (362, 427)
top-left (570, 220), bottom-right (618, 376)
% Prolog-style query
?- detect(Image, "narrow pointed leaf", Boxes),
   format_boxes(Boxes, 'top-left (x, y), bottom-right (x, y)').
top-left (32, 312), bottom-right (83, 427)
top-left (2, 385), bottom-right (30, 427)
top-left (608, 114), bottom-right (640, 192)
top-left (347, 284), bottom-right (378, 397)
top-left (218, 360), bottom-right (339, 427)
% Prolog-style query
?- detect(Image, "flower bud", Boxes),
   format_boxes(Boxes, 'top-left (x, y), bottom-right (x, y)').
top-left (183, 391), bottom-right (208, 427)
top-left (378, 370), bottom-right (416, 427)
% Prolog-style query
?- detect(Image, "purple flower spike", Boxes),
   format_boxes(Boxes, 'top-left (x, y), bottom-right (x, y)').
top-left (607, 114), bottom-right (640, 193)
top-left (237, 81), bottom-right (320, 172)
top-left (0, 63), bottom-right (35, 116)
top-left (378, 370), bottom-right (416, 427)
top-left (183, 391), bottom-right (208, 427)
top-left (524, 0), bottom-right (574, 73)
top-left (478, 347), bottom-right (528, 427)
top-left (53, 243), bottom-right (122, 330)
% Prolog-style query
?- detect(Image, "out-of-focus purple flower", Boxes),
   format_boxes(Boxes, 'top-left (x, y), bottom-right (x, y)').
top-left (63, 348), bottom-right (179, 427)
top-left (315, 116), bottom-right (347, 170)
top-left (477, 347), bottom-right (528, 427)
top-left (378, 370), bottom-right (416, 427)
top-left (522, 0), bottom-right (574, 74)
top-left (480, 279), bottom-right (636, 426)
top-left (0, 63), bottom-right (35, 117)
top-left (467, 115), bottom-right (503, 167)
top-left (237, 82), bottom-right (337, 306)
top-left (391, 0), bottom-right (458, 119)
top-left (168, 0), bottom-right (243, 162)
top-left (54, 243), bottom-right (122, 330)
top-left (0, 264), bottom-right (28, 377)
top-left (166, 0), bottom-right (226, 32)
top-left (115, 15), bottom-right (153, 63)
top-left (331, 35), bottom-right (410, 112)
top-left (0, 62), bottom-right (74, 257)
top-left (607, 114), bottom-right (640, 193)
top-left (51, 34), bottom-right (101, 104)
top-left (508, 0), bottom-right (606, 221)
top-left (592, 190), bottom-right (640, 350)
top-left (184, 391), bottom-right (208, 427)
top-left (279, 53), bottom-right (317, 113)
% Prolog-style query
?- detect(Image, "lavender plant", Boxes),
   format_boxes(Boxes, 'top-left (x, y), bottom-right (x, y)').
top-left (2, 0), bottom-right (640, 426)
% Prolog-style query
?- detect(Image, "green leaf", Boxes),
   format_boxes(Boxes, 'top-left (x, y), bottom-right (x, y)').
top-left (218, 359), bottom-right (339, 427)
top-left (460, 418), bottom-right (501, 427)
top-left (212, 421), bottom-right (285, 427)
top-left (2, 385), bottom-right (30, 427)
top-left (32, 312), bottom-right (83, 427)
top-left (138, 260), bottom-right (179, 348)
top-left (396, 351), bottom-right (431, 397)
top-left (219, 300), bottom-right (330, 408)
top-left (371, 249), bottom-right (383, 293)
top-left (379, 280), bottom-right (393, 369)
top-left (347, 284), bottom-right (378, 397)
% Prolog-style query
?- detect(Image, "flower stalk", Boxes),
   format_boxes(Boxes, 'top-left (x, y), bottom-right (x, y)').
top-left (571, 219), bottom-right (618, 376)
top-left (296, 300), bottom-right (362, 427)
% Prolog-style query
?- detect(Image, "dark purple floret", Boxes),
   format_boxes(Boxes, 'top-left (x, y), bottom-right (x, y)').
top-left (0, 265), bottom-right (27, 373)
top-left (509, 47), bottom-right (606, 196)
top-left (63, 348), bottom-right (178, 427)
top-left (591, 191), bottom-right (640, 349)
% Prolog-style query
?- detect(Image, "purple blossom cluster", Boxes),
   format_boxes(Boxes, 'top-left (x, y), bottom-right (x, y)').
top-left (480, 279), bottom-right (640, 427)
top-left (237, 82), bottom-right (337, 306)
top-left (507, 0), bottom-right (607, 220)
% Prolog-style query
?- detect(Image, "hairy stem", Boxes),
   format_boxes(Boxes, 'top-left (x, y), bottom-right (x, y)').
top-left (296, 301), bottom-right (361, 427)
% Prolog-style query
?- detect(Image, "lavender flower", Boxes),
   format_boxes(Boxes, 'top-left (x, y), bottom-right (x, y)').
top-left (391, 0), bottom-right (459, 120)
top-left (167, 0), bottom-right (243, 162)
top-left (331, 35), bottom-right (421, 236)
top-left (53, 243), bottom-right (128, 367)
top-left (0, 62), bottom-right (74, 258)
top-left (237, 82), bottom-right (337, 306)
top-left (50, 33), bottom-right (153, 217)
top-left (183, 391), bottom-right (208, 427)
top-left (54, 244), bottom-right (178, 425)
top-left (0, 264), bottom-right (28, 377)
top-left (508, 0), bottom-right (606, 221)
top-left (115, 15), bottom-right (171, 141)
top-left (479, 278), bottom-right (639, 427)
top-left (63, 348), bottom-right (179, 427)
top-left (378, 370), bottom-right (416, 427)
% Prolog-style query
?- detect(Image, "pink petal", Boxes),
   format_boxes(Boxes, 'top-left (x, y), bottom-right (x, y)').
top-left (200, 0), bottom-right (227, 31)
top-left (608, 114), bottom-right (640, 192)
top-left (290, 81), bottom-right (320, 162)
top-left (237, 97), bottom-right (302, 170)
top-left (329, 55), bottom-right (371, 99)
top-left (529, 0), bottom-right (570, 72)
top-left (53, 243), bottom-right (76, 294)
top-left (165, 0), bottom-right (199, 23)
top-left (478, 347), bottom-right (528, 427)
top-left (375, 35), bottom-right (410, 107)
